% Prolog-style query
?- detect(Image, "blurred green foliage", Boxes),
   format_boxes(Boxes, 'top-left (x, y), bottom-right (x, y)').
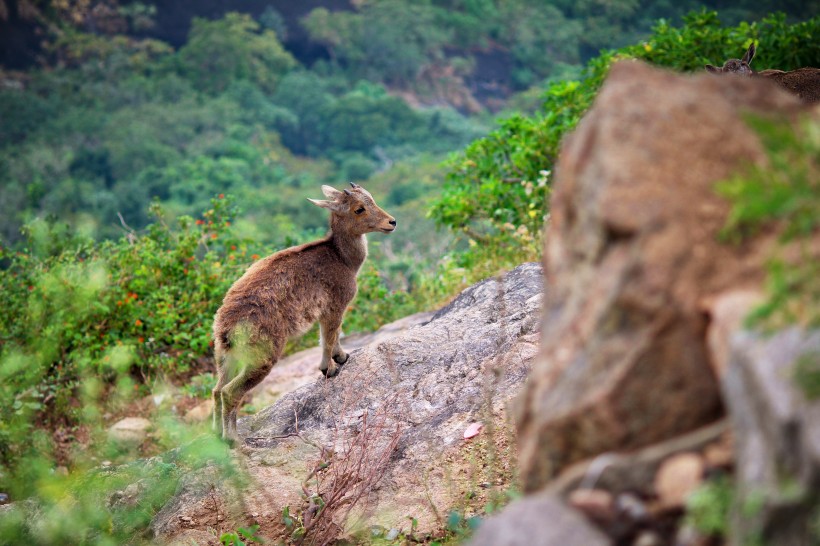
top-left (0, 198), bottom-right (243, 544)
top-left (686, 475), bottom-right (733, 537)
top-left (430, 10), bottom-right (820, 266)
top-left (0, 9), bottom-right (486, 248)
top-left (717, 115), bottom-right (820, 329)
top-left (0, 196), bottom-right (243, 465)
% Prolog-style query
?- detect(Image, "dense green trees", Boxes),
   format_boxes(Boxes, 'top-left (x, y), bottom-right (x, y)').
top-left (0, 9), bottom-right (485, 247)
top-left (177, 13), bottom-right (296, 95)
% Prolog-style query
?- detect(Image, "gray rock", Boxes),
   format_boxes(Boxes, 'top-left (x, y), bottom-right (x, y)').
top-left (468, 491), bottom-right (610, 546)
top-left (720, 328), bottom-right (820, 546)
top-left (247, 310), bottom-right (435, 409)
top-left (107, 417), bottom-right (152, 445)
top-left (244, 262), bottom-right (542, 447)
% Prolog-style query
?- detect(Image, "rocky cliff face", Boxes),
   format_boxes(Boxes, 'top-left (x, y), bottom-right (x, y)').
top-left (151, 263), bottom-right (543, 544)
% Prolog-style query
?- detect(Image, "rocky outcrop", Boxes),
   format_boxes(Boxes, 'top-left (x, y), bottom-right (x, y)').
top-left (515, 60), bottom-right (807, 491)
top-left (151, 263), bottom-right (543, 543)
top-left (720, 328), bottom-right (820, 546)
top-left (247, 311), bottom-right (435, 410)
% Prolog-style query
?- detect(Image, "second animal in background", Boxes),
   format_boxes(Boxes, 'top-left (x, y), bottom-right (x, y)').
top-left (705, 43), bottom-right (820, 104)
top-left (211, 183), bottom-right (396, 443)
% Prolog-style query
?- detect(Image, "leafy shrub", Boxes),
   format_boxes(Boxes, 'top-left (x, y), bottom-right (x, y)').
top-left (180, 372), bottom-right (218, 399)
top-left (793, 352), bottom-right (820, 400)
top-left (430, 10), bottom-right (820, 270)
top-left (0, 198), bottom-right (247, 546)
top-left (0, 195), bottom-right (247, 468)
top-left (717, 115), bottom-right (820, 329)
top-left (686, 475), bottom-right (733, 536)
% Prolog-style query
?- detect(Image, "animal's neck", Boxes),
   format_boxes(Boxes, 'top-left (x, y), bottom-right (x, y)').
top-left (330, 227), bottom-right (368, 269)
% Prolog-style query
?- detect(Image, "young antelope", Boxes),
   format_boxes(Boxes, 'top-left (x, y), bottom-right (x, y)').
top-left (211, 183), bottom-right (396, 443)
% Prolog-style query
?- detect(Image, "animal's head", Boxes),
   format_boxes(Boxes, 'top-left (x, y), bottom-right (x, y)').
top-left (308, 183), bottom-right (397, 236)
top-left (705, 43), bottom-right (756, 76)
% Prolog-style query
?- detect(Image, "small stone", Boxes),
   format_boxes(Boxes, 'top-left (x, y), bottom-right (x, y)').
top-left (386, 528), bottom-right (400, 540)
top-left (464, 422), bottom-right (483, 440)
top-left (615, 492), bottom-right (648, 521)
top-left (703, 434), bottom-right (733, 469)
top-left (675, 523), bottom-right (708, 546)
top-left (0, 493), bottom-right (9, 505)
top-left (633, 531), bottom-right (663, 546)
top-left (183, 399), bottom-right (214, 423)
top-left (123, 483), bottom-right (140, 498)
top-left (654, 452), bottom-right (705, 509)
top-left (568, 488), bottom-right (614, 524)
top-left (108, 417), bottom-right (152, 445)
top-left (101, 460), bottom-right (112, 467)
top-left (706, 290), bottom-right (762, 378)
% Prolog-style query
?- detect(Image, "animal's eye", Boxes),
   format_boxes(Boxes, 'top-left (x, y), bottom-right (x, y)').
top-left (355, 207), bottom-right (365, 215)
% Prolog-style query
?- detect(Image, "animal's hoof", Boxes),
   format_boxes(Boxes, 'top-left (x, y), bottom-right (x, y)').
top-left (221, 435), bottom-right (238, 448)
top-left (333, 352), bottom-right (349, 365)
top-left (321, 365), bottom-right (340, 378)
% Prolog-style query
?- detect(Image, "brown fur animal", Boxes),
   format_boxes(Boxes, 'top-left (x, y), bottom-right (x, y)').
top-left (705, 43), bottom-right (820, 103)
top-left (211, 183), bottom-right (396, 442)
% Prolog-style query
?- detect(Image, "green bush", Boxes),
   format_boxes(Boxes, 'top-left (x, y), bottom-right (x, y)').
top-left (0, 196), bottom-right (248, 467)
top-left (686, 475), bottom-right (733, 537)
top-left (717, 115), bottom-right (820, 329)
top-left (430, 10), bottom-right (820, 270)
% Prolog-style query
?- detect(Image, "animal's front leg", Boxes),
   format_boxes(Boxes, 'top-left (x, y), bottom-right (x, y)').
top-left (319, 317), bottom-right (347, 377)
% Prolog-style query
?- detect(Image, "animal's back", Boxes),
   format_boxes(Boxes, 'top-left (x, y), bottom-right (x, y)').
top-left (213, 238), bottom-right (354, 350)
top-left (763, 67), bottom-right (820, 103)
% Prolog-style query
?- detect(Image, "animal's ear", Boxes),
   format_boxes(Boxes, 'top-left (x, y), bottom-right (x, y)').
top-left (742, 43), bottom-right (756, 65)
top-left (308, 198), bottom-right (341, 211)
top-left (321, 185), bottom-right (343, 199)
top-left (705, 64), bottom-right (720, 73)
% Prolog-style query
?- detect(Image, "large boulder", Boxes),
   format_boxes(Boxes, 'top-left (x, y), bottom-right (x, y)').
top-left (515, 60), bottom-right (807, 492)
top-left (151, 263), bottom-right (543, 543)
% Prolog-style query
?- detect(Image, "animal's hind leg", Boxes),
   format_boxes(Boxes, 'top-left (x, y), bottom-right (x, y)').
top-left (220, 355), bottom-right (277, 443)
top-left (319, 315), bottom-right (347, 377)
top-left (212, 366), bottom-right (228, 436)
